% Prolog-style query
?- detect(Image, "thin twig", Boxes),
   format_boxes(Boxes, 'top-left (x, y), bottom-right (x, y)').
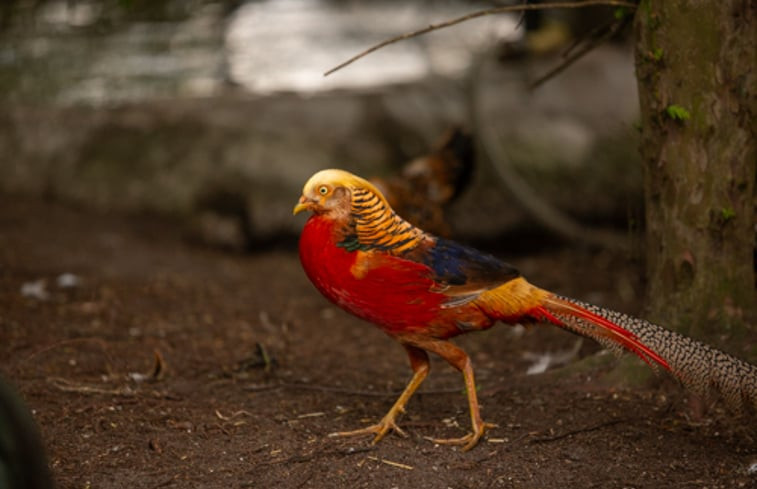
top-left (367, 456), bottom-right (414, 470)
top-left (324, 0), bottom-right (636, 76)
top-left (245, 381), bottom-right (462, 397)
top-left (560, 13), bottom-right (617, 58)
top-left (215, 409), bottom-right (253, 421)
top-left (258, 446), bottom-right (375, 467)
top-left (23, 337), bottom-right (113, 365)
top-left (46, 376), bottom-right (180, 400)
top-left (47, 377), bottom-right (136, 397)
top-left (514, 0), bottom-right (529, 30)
top-left (529, 15), bottom-right (630, 89)
top-left (529, 417), bottom-right (627, 443)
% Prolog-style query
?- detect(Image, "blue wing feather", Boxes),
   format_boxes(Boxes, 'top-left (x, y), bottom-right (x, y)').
top-left (419, 237), bottom-right (520, 289)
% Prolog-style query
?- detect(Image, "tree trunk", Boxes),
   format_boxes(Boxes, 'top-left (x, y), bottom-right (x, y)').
top-left (633, 1), bottom-right (756, 356)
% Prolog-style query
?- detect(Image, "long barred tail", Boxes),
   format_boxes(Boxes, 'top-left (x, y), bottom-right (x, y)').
top-left (539, 294), bottom-right (757, 413)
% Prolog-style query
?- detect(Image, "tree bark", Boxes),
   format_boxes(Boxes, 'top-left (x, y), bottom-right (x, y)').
top-left (633, 1), bottom-right (756, 354)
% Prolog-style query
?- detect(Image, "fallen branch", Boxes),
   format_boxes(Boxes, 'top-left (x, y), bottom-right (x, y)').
top-left (324, 0), bottom-right (637, 76)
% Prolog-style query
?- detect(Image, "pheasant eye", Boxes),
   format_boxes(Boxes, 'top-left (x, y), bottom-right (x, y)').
top-left (319, 186), bottom-right (329, 195)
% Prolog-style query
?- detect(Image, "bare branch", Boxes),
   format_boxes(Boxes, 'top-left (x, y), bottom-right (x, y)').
top-left (529, 15), bottom-right (630, 89)
top-left (324, 0), bottom-right (637, 77)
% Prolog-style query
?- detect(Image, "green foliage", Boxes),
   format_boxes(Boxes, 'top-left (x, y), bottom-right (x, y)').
top-left (720, 207), bottom-right (736, 221)
top-left (614, 7), bottom-right (629, 20)
top-left (665, 104), bottom-right (691, 121)
top-left (641, 0), bottom-right (662, 31)
top-left (651, 47), bottom-right (664, 61)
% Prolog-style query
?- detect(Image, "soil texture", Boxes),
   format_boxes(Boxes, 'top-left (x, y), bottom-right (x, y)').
top-left (1, 196), bottom-right (755, 488)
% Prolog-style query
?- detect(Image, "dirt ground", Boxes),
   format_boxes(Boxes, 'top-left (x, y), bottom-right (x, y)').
top-left (2, 195), bottom-right (755, 489)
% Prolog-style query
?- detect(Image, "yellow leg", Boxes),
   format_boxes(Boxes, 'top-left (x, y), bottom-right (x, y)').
top-left (407, 336), bottom-right (496, 451)
top-left (330, 346), bottom-right (429, 444)
top-left (427, 352), bottom-right (497, 451)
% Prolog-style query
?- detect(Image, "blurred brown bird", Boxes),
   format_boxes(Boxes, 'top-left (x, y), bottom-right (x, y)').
top-left (371, 128), bottom-right (474, 237)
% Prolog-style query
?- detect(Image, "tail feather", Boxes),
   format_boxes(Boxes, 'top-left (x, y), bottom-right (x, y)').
top-left (539, 294), bottom-right (757, 413)
top-left (537, 296), bottom-right (670, 371)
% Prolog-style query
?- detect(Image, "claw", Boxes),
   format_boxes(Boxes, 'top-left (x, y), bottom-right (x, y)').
top-left (329, 416), bottom-right (407, 443)
top-left (426, 421), bottom-right (497, 451)
top-left (329, 347), bottom-right (429, 447)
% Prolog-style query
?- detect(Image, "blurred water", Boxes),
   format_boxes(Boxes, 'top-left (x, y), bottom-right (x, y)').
top-left (225, 0), bottom-right (519, 93)
top-left (1, 0), bottom-right (519, 105)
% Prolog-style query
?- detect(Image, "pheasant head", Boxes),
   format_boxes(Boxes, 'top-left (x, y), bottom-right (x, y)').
top-left (293, 169), bottom-right (390, 220)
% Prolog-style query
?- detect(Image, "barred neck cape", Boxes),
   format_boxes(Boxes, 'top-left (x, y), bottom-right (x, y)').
top-left (338, 184), bottom-right (519, 289)
top-left (338, 185), bottom-right (427, 254)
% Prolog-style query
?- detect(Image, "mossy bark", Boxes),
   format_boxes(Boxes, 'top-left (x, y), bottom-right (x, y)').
top-left (633, 1), bottom-right (756, 354)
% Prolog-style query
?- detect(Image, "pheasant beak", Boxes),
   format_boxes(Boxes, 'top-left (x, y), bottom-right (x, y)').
top-left (293, 195), bottom-right (312, 215)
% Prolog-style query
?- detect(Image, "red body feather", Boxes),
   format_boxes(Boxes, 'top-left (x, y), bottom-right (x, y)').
top-left (299, 215), bottom-right (495, 338)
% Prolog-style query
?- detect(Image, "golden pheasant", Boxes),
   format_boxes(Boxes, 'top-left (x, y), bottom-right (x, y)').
top-left (293, 169), bottom-right (757, 451)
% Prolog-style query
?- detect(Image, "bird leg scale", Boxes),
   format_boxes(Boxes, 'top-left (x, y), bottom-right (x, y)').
top-left (329, 346), bottom-right (429, 444)
top-left (426, 355), bottom-right (496, 451)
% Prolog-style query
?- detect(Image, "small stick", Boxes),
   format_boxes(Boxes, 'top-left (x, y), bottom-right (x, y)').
top-left (529, 418), bottom-right (626, 443)
top-left (47, 377), bottom-right (135, 397)
top-left (367, 456), bottom-right (414, 470)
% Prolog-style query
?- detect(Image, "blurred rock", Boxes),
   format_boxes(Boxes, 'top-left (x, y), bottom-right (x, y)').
top-left (0, 85), bottom-right (469, 240)
top-left (20, 279), bottom-right (49, 301)
top-left (0, 0), bottom-right (643, 244)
